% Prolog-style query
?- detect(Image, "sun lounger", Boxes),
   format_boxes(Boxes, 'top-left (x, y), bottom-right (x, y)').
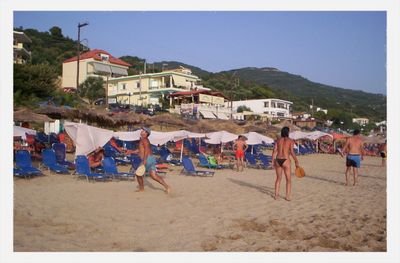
top-left (15, 150), bottom-right (42, 176)
top-left (41, 149), bottom-right (69, 174)
top-left (14, 167), bottom-right (31, 179)
top-left (245, 152), bottom-right (261, 169)
top-left (258, 154), bottom-right (272, 169)
top-left (74, 155), bottom-right (111, 182)
top-left (102, 157), bottom-right (134, 180)
top-left (181, 156), bottom-right (214, 176)
top-left (104, 143), bottom-right (130, 165)
top-left (52, 143), bottom-right (75, 169)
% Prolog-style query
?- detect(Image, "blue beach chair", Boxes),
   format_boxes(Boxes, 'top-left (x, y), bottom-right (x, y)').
top-left (41, 149), bottom-right (69, 174)
top-left (258, 154), bottom-right (272, 169)
top-left (245, 152), bottom-right (261, 169)
top-left (14, 167), bottom-right (31, 179)
top-left (15, 150), bottom-right (42, 176)
top-left (52, 143), bottom-right (75, 169)
top-left (74, 155), bottom-right (110, 182)
top-left (102, 157), bottom-right (134, 180)
top-left (181, 156), bottom-right (214, 176)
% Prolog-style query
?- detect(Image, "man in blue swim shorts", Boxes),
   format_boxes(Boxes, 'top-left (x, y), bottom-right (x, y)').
top-left (342, 129), bottom-right (365, 186)
top-left (136, 127), bottom-right (170, 194)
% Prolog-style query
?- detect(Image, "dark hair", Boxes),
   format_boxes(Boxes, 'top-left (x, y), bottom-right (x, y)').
top-left (281, 127), bottom-right (290, 138)
top-left (353, 129), bottom-right (360, 136)
top-left (238, 135), bottom-right (243, 139)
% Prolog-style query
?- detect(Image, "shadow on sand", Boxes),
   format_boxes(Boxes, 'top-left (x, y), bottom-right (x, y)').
top-left (227, 178), bottom-right (275, 196)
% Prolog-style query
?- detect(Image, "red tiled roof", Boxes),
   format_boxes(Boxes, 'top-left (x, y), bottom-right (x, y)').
top-left (63, 49), bottom-right (131, 67)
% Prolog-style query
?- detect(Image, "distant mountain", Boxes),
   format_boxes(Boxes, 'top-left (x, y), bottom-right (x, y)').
top-left (218, 67), bottom-right (386, 121)
top-left (152, 61), bottom-right (212, 79)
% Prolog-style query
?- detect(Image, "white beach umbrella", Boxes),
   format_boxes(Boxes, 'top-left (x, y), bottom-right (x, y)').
top-left (205, 130), bottom-right (238, 144)
top-left (289, 131), bottom-right (310, 140)
top-left (242, 132), bottom-right (274, 145)
top-left (64, 122), bottom-right (114, 156)
top-left (114, 130), bottom-right (141, 141)
top-left (306, 131), bottom-right (333, 141)
top-left (13, 126), bottom-right (37, 140)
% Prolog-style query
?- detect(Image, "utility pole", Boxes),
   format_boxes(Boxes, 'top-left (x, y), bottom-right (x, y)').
top-left (139, 71), bottom-right (142, 107)
top-left (76, 22), bottom-right (89, 90)
top-left (230, 71), bottom-right (239, 120)
top-left (311, 98), bottom-right (314, 117)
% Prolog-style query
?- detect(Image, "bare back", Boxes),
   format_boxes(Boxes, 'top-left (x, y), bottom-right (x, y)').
top-left (275, 137), bottom-right (294, 159)
top-left (344, 136), bottom-right (364, 155)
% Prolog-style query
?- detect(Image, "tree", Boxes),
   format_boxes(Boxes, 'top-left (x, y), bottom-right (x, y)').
top-left (78, 77), bottom-right (105, 105)
top-left (49, 26), bottom-right (63, 38)
top-left (14, 63), bottom-right (59, 106)
top-left (314, 110), bottom-right (327, 120)
top-left (237, 105), bottom-right (252, 113)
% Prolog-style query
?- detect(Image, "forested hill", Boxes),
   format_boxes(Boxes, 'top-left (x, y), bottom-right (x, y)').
top-left (217, 67), bottom-right (386, 121)
top-left (15, 26), bottom-right (89, 75)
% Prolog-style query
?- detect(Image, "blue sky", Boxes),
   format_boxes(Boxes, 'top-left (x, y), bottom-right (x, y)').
top-left (14, 11), bottom-right (386, 95)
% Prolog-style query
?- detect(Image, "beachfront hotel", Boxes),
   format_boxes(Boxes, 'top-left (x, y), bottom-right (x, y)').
top-left (228, 99), bottom-right (293, 119)
top-left (107, 66), bottom-right (208, 106)
top-left (169, 89), bottom-right (231, 119)
top-left (13, 31), bottom-right (32, 64)
top-left (61, 49), bottom-right (131, 92)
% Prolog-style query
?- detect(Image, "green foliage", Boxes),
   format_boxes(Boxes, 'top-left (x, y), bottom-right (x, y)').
top-left (202, 72), bottom-right (277, 101)
top-left (313, 110), bottom-right (328, 120)
top-left (49, 26), bottom-right (63, 38)
top-left (237, 105), bottom-right (252, 113)
top-left (220, 67), bottom-right (386, 122)
top-left (78, 77), bottom-right (105, 104)
top-left (17, 27), bottom-right (88, 75)
top-left (14, 63), bottom-right (59, 106)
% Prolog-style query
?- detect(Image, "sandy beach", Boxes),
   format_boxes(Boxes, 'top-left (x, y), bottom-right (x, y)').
top-left (14, 153), bottom-right (386, 252)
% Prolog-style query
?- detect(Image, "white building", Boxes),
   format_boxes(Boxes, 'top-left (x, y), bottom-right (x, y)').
top-left (227, 99), bottom-right (293, 118)
top-left (352, 118), bottom-right (369, 125)
top-left (13, 31), bottom-right (32, 64)
top-left (62, 49), bottom-right (131, 92)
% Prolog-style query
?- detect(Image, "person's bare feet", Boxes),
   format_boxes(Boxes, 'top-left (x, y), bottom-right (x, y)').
top-left (285, 197), bottom-right (291, 201)
top-left (274, 195), bottom-right (279, 200)
top-left (165, 186), bottom-right (171, 194)
top-left (135, 187), bottom-right (144, 192)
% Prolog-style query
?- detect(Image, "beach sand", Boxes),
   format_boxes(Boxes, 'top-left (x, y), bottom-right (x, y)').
top-left (14, 154), bottom-right (386, 252)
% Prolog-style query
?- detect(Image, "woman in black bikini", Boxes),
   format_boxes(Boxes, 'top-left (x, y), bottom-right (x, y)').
top-left (271, 127), bottom-right (300, 201)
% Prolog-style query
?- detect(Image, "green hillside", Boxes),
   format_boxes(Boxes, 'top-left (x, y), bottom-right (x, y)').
top-left (15, 26), bottom-right (88, 75)
top-left (216, 67), bottom-right (386, 121)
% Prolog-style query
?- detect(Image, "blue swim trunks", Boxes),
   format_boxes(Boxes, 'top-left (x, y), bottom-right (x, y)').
top-left (145, 155), bottom-right (157, 173)
top-left (346, 154), bottom-right (361, 168)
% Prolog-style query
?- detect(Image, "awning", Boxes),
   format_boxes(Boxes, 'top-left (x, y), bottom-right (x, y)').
top-left (216, 112), bottom-right (229, 120)
top-left (199, 110), bottom-right (216, 119)
top-left (93, 62), bottom-right (111, 74)
top-left (111, 66), bottom-right (128, 76)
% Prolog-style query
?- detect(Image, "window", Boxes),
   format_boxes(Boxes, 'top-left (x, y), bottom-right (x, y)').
top-left (264, 101), bottom-right (269, 108)
top-left (118, 83), bottom-right (126, 90)
top-left (271, 102), bottom-right (276, 108)
top-left (136, 82), bottom-right (141, 88)
top-left (100, 54), bottom-right (109, 61)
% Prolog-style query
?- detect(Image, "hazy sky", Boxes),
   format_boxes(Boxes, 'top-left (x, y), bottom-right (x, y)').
top-left (14, 11), bottom-right (386, 95)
